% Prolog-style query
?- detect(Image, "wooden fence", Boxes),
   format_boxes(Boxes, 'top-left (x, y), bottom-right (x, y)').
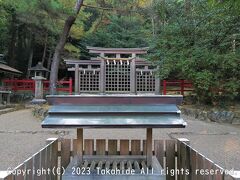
top-left (162, 80), bottom-right (193, 95)
top-left (1, 138), bottom-right (58, 180)
top-left (1, 138), bottom-right (239, 180)
top-left (2, 78), bottom-right (73, 95)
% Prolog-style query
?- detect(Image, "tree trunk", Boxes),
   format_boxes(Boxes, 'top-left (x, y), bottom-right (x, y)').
top-left (8, 13), bottom-right (17, 67)
top-left (49, 0), bottom-right (83, 95)
top-left (41, 32), bottom-right (48, 65)
top-left (26, 34), bottom-right (34, 79)
top-left (27, 46), bottom-right (34, 78)
top-left (47, 50), bottom-right (53, 79)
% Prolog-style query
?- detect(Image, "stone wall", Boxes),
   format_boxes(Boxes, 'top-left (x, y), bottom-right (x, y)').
top-left (31, 104), bottom-right (49, 119)
top-left (180, 106), bottom-right (240, 124)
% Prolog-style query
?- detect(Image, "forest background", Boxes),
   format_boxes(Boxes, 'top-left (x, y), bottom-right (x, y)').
top-left (0, 0), bottom-right (239, 104)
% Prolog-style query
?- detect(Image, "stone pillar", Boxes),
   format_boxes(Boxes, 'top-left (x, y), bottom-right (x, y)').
top-left (31, 76), bottom-right (46, 104)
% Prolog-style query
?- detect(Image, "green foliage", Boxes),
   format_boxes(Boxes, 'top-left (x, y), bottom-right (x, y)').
top-left (148, 0), bottom-right (240, 104)
top-left (1, 0), bottom-right (239, 105)
top-left (83, 15), bottom-right (148, 48)
top-left (0, 6), bottom-right (9, 53)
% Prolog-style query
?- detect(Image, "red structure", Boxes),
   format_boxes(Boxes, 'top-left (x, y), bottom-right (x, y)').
top-left (2, 78), bottom-right (73, 95)
top-left (2, 78), bottom-right (194, 96)
top-left (162, 80), bottom-right (193, 95)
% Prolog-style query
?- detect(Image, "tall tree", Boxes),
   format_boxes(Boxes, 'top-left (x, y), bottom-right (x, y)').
top-left (49, 0), bottom-right (83, 95)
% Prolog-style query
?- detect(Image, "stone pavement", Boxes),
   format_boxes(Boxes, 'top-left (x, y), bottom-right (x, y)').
top-left (0, 109), bottom-right (239, 171)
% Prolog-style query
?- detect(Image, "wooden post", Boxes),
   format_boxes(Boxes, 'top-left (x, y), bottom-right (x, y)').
top-left (69, 77), bottom-right (73, 95)
top-left (74, 64), bottom-right (79, 94)
top-left (178, 138), bottom-right (190, 145)
top-left (100, 58), bottom-right (106, 94)
top-left (46, 137), bottom-right (58, 145)
top-left (0, 94), bottom-right (2, 105)
top-left (146, 128), bottom-right (152, 167)
top-left (77, 128), bottom-right (83, 163)
top-left (130, 59), bottom-right (136, 94)
top-left (181, 80), bottom-right (184, 95)
top-left (7, 92), bottom-right (11, 104)
top-left (130, 54), bottom-right (136, 94)
top-left (154, 66), bottom-right (160, 95)
top-left (163, 80), bottom-right (167, 95)
top-left (155, 76), bottom-right (160, 95)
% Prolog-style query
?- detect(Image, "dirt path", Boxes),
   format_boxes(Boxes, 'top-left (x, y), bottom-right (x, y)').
top-left (0, 109), bottom-right (239, 171)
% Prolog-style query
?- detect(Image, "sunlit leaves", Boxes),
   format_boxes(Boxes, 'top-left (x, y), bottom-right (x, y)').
top-left (148, 0), bottom-right (240, 104)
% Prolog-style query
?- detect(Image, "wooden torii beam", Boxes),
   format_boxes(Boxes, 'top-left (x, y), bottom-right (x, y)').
top-left (86, 46), bottom-right (149, 55)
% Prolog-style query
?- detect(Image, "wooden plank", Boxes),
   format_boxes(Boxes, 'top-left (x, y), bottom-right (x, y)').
top-left (105, 161), bottom-right (111, 169)
top-left (51, 140), bottom-right (58, 180)
top-left (40, 148), bottom-right (47, 180)
top-left (204, 159), bottom-right (213, 180)
top-left (197, 154), bottom-right (204, 180)
top-left (112, 161), bottom-right (118, 170)
top-left (190, 149), bottom-right (197, 180)
top-left (134, 161), bottom-right (140, 172)
top-left (166, 139), bottom-right (176, 180)
top-left (154, 140), bottom-right (165, 168)
top-left (73, 139), bottom-right (78, 156)
top-left (90, 161), bottom-right (96, 170)
top-left (82, 160), bottom-right (89, 169)
top-left (97, 161), bottom-right (103, 169)
top-left (4, 174), bottom-right (14, 180)
top-left (120, 140), bottom-right (129, 155)
top-left (25, 158), bottom-right (34, 180)
top-left (77, 128), bottom-right (83, 162)
top-left (213, 164), bottom-right (224, 180)
top-left (120, 161), bottom-right (125, 171)
top-left (146, 128), bottom-right (152, 167)
top-left (177, 140), bottom-right (181, 179)
top-left (143, 140), bottom-right (146, 155)
top-left (131, 140), bottom-right (141, 155)
top-left (185, 144), bottom-right (191, 180)
top-left (141, 161), bottom-right (147, 171)
top-left (179, 142), bottom-right (186, 180)
top-left (61, 139), bottom-right (71, 168)
top-left (127, 161), bottom-right (132, 170)
top-left (108, 140), bottom-right (117, 155)
top-left (13, 163), bottom-right (24, 180)
top-left (45, 145), bottom-right (51, 180)
top-left (33, 153), bottom-right (41, 180)
top-left (96, 139), bottom-right (106, 155)
top-left (84, 139), bottom-right (94, 155)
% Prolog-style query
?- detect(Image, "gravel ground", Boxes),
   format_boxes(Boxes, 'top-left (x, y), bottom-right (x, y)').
top-left (0, 109), bottom-right (240, 171)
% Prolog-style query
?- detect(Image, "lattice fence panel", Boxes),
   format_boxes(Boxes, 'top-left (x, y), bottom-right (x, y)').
top-left (105, 60), bottom-right (130, 92)
top-left (79, 70), bottom-right (100, 92)
top-left (136, 71), bottom-right (155, 92)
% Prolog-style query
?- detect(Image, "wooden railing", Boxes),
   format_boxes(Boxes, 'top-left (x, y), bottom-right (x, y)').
top-left (1, 138), bottom-right (58, 180)
top-left (162, 80), bottom-right (193, 95)
top-left (1, 138), bottom-right (239, 180)
top-left (2, 78), bottom-right (73, 95)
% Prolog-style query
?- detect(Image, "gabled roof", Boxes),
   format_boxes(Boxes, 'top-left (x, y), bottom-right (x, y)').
top-left (0, 63), bottom-right (22, 75)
